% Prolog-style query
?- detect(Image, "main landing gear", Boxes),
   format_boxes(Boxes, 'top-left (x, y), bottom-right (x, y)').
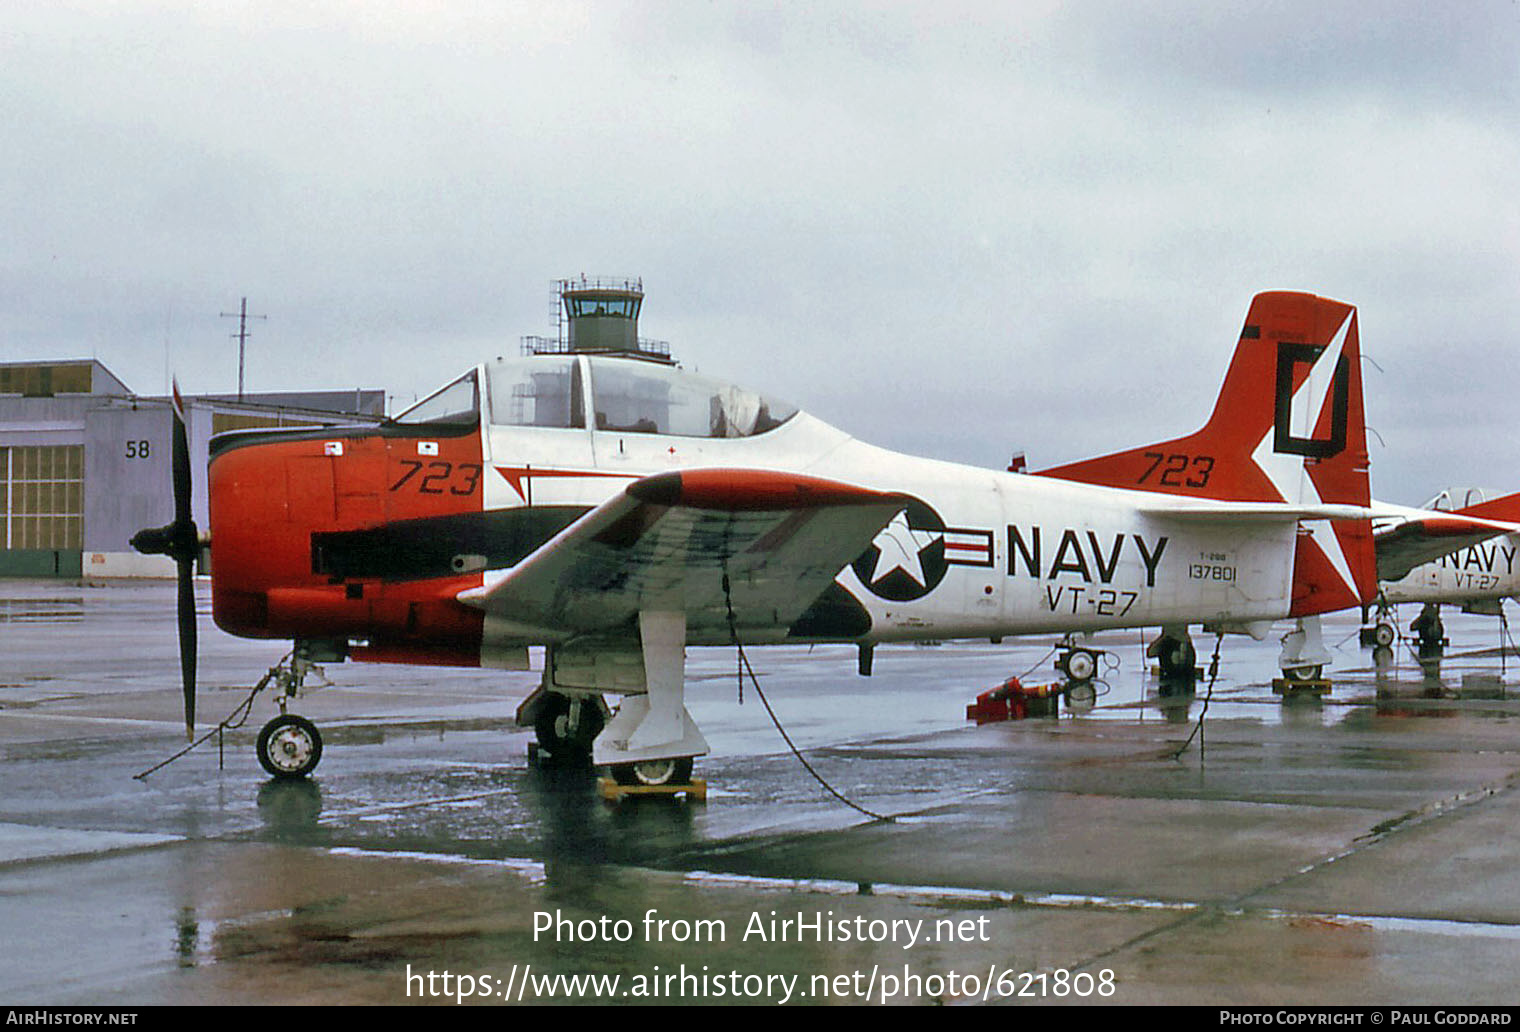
top-left (523, 686), bottom-right (693, 785)
top-left (611, 756), bottom-right (695, 788)
top-left (1148, 626), bottom-right (1198, 695)
top-left (521, 690), bottom-right (608, 768)
top-left (522, 611), bottom-right (708, 795)
top-left (1275, 615), bottom-right (1333, 697)
top-left (1411, 603), bottom-right (1447, 657)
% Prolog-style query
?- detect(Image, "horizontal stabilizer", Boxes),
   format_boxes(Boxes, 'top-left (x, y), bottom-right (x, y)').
top-left (1138, 500), bottom-right (1376, 523)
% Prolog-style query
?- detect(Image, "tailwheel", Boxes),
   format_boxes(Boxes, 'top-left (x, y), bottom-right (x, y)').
top-left (611, 756), bottom-right (694, 788)
top-left (256, 713), bottom-right (324, 779)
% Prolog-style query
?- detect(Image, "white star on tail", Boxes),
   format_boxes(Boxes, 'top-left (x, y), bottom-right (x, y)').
top-left (1249, 311), bottom-right (1359, 596)
top-left (868, 511), bottom-right (941, 586)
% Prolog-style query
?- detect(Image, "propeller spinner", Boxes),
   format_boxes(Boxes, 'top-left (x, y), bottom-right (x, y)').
top-left (129, 385), bottom-right (200, 738)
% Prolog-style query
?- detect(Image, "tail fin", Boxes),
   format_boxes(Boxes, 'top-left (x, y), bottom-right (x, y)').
top-left (1036, 290), bottom-right (1374, 615)
top-left (1457, 490), bottom-right (1520, 524)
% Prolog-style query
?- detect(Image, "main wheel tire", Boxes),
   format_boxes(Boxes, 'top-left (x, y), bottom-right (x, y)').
top-left (256, 714), bottom-right (323, 779)
top-left (1283, 664), bottom-right (1324, 682)
top-left (611, 756), bottom-right (695, 788)
top-left (1158, 638), bottom-right (1196, 678)
top-left (534, 693), bottom-right (605, 759)
top-left (1374, 622), bottom-right (1396, 648)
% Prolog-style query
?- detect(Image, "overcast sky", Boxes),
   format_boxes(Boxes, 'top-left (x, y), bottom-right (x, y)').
top-left (3, 2), bottom-right (1516, 503)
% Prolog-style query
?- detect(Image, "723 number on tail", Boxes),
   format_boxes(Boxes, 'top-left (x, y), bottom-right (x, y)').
top-left (1138, 451), bottom-right (1214, 488)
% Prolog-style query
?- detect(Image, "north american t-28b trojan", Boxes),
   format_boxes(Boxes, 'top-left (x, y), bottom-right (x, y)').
top-left (1359, 490), bottom-right (1520, 649)
top-left (139, 283), bottom-right (1385, 786)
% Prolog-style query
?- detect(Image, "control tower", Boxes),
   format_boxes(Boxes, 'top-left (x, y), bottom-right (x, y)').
top-left (564, 277), bottom-right (641, 352)
top-left (522, 276), bottom-right (671, 361)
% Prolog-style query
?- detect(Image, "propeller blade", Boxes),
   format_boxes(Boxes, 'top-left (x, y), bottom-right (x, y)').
top-left (171, 381), bottom-right (192, 530)
top-left (127, 381), bottom-right (202, 737)
top-left (177, 556), bottom-right (197, 738)
top-left (170, 382), bottom-right (196, 737)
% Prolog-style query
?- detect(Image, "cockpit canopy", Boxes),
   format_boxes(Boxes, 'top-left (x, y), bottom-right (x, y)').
top-left (392, 369), bottom-right (479, 428)
top-left (395, 355), bottom-right (799, 439)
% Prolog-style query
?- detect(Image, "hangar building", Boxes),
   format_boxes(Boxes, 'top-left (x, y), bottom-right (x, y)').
top-left (0, 359), bottom-right (384, 578)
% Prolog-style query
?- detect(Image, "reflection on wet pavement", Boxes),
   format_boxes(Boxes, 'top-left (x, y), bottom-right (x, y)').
top-left (6, 580), bottom-right (1520, 1004)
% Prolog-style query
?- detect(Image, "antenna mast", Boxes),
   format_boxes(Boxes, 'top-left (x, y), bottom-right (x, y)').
top-left (219, 297), bottom-right (267, 401)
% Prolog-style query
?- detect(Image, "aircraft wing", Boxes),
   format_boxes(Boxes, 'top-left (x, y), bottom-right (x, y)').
top-left (1374, 509), bottom-right (1520, 583)
top-left (456, 469), bottom-right (908, 640)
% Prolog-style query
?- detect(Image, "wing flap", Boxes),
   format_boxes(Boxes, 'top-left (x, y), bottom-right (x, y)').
top-left (458, 469), bottom-right (907, 639)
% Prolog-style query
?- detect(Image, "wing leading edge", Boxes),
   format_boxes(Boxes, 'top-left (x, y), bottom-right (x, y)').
top-left (1375, 491), bottom-right (1520, 583)
top-left (457, 469), bottom-right (908, 643)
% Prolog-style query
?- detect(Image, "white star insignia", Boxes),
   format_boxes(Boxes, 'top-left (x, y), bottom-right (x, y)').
top-left (868, 512), bottom-right (942, 586)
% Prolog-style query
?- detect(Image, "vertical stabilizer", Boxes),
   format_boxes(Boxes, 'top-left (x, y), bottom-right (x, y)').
top-left (1037, 291), bottom-right (1374, 615)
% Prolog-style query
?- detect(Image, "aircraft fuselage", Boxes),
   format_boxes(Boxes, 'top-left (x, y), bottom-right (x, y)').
top-left (1375, 501), bottom-right (1520, 607)
top-left (207, 355), bottom-right (1316, 666)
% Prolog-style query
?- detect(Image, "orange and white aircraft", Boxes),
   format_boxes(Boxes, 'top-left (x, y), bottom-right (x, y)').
top-left (1362, 490), bottom-right (1520, 646)
top-left (140, 289), bottom-right (1385, 784)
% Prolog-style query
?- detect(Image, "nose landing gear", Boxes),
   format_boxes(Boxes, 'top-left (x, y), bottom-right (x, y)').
top-left (1359, 597), bottom-right (1397, 649)
top-left (252, 645), bottom-right (334, 780)
top-left (1055, 642), bottom-right (1105, 709)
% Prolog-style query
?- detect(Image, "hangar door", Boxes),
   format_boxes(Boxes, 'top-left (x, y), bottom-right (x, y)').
top-left (0, 445), bottom-right (84, 576)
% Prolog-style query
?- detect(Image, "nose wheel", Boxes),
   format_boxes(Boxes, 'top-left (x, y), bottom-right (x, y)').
top-left (256, 713), bottom-right (324, 779)
top-left (1056, 646), bottom-right (1099, 684)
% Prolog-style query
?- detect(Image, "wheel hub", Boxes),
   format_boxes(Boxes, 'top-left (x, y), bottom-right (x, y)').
top-left (268, 728), bottom-right (313, 769)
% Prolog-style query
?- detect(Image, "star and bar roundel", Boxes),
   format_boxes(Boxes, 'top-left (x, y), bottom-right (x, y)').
top-left (850, 497), bottom-right (994, 601)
